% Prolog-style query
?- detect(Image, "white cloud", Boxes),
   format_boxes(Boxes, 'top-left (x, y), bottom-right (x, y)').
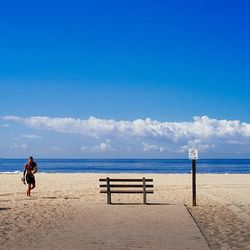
top-left (3, 115), bottom-right (250, 140)
top-left (50, 146), bottom-right (61, 151)
top-left (179, 139), bottom-right (215, 153)
top-left (21, 134), bottom-right (41, 139)
top-left (1, 124), bottom-right (10, 128)
top-left (81, 140), bottom-right (113, 152)
top-left (80, 145), bottom-right (89, 152)
top-left (93, 142), bottom-right (113, 152)
top-left (142, 142), bottom-right (164, 152)
top-left (2, 115), bottom-right (250, 155)
top-left (13, 143), bottom-right (28, 149)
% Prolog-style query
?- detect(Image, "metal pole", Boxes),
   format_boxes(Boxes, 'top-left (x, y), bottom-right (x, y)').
top-left (107, 177), bottom-right (111, 204)
top-left (142, 177), bottom-right (147, 204)
top-left (192, 159), bottom-right (196, 206)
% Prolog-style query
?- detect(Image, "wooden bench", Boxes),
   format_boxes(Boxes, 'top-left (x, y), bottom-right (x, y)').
top-left (99, 177), bottom-right (154, 204)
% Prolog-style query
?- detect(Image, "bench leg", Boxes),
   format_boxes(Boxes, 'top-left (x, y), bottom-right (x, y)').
top-left (107, 192), bottom-right (111, 204)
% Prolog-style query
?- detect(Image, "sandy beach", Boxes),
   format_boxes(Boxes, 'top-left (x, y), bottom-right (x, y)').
top-left (0, 173), bottom-right (249, 250)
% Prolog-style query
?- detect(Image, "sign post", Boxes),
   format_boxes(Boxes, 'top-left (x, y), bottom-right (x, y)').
top-left (189, 149), bottom-right (198, 206)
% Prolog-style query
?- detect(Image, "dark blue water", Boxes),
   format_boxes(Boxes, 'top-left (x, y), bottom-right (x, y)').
top-left (0, 159), bottom-right (250, 174)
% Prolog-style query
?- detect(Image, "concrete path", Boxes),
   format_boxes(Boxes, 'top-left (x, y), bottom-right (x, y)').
top-left (38, 203), bottom-right (210, 250)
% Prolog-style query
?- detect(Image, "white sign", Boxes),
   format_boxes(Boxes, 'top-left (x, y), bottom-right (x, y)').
top-left (189, 148), bottom-right (198, 160)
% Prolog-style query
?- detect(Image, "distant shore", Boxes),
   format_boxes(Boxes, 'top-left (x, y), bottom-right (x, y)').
top-left (0, 173), bottom-right (249, 249)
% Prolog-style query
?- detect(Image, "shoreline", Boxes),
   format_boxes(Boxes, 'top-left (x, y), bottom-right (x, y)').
top-left (1, 172), bottom-right (250, 174)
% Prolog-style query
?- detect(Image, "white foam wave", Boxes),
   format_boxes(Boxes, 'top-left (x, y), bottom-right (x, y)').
top-left (0, 170), bottom-right (21, 174)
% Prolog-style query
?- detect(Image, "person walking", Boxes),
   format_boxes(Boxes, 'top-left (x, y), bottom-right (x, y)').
top-left (22, 156), bottom-right (38, 197)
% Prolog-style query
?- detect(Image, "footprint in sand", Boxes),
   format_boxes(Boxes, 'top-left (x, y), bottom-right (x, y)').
top-left (42, 196), bottom-right (57, 199)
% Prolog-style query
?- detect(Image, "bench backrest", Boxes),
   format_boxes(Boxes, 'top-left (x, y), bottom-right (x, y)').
top-left (99, 177), bottom-right (154, 204)
top-left (99, 178), bottom-right (153, 192)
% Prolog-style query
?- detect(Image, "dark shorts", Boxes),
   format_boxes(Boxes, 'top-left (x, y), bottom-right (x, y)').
top-left (26, 174), bottom-right (35, 185)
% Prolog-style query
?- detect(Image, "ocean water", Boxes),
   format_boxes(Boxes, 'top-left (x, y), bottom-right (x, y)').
top-left (0, 159), bottom-right (250, 174)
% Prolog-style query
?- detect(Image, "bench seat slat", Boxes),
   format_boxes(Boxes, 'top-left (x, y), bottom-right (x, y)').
top-left (100, 184), bottom-right (153, 188)
top-left (99, 178), bottom-right (153, 182)
top-left (100, 190), bottom-right (154, 194)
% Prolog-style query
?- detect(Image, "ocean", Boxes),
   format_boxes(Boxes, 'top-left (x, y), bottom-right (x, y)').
top-left (0, 159), bottom-right (250, 174)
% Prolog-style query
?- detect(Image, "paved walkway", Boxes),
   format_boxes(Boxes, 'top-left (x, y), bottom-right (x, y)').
top-left (38, 203), bottom-right (210, 250)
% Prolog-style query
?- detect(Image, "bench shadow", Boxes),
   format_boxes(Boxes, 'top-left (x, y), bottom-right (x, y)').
top-left (0, 207), bottom-right (11, 211)
top-left (110, 202), bottom-right (175, 205)
top-left (41, 196), bottom-right (79, 200)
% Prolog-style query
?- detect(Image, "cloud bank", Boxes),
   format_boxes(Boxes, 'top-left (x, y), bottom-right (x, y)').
top-left (3, 115), bottom-right (250, 138)
top-left (2, 115), bottom-right (250, 155)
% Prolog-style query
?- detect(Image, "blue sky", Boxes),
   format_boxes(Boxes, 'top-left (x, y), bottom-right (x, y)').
top-left (0, 1), bottom-right (250, 158)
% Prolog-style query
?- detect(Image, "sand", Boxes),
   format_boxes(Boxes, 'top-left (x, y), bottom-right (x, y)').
top-left (0, 173), bottom-right (249, 250)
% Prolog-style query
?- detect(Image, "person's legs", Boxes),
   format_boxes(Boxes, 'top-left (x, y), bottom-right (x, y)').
top-left (30, 182), bottom-right (36, 190)
top-left (26, 175), bottom-right (35, 196)
top-left (27, 184), bottom-right (31, 196)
